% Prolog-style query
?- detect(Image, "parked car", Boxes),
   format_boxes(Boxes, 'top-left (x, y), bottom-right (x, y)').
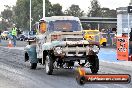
top-left (82, 30), bottom-right (107, 46)
top-left (17, 34), bottom-right (25, 41)
top-left (1, 31), bottom-right (9, 40)
top-left (17, 32), bottom-right (29, 41)
top-left (27, 31), bottom-right (36, 40)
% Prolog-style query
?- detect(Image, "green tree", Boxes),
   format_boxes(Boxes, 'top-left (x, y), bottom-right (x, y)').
top-left (0, 18), bottom-right (11, 31)
top-left (101, 8), bottom-right (116, 18)
top-left (14, 0), bottom-right (30, 29)
top-left (13, 0), bottom-right (53, 30)
top-left (31, 0), bottom-right (43, 25)
top-left (87, 0), bottom-right (117, 30)
top-left (99, 8), bottom-right (117, 30)
top-left (88, 0), bottom-right (101, 17)
top-left (45, 0), bottom-right (53, 17)
top-left (1, 5), bottom-right (13, 23)
top-left (31, 1), bottom-right (63, 24)
top-left (64, 4), bottom-right (84, 17)
top-left (87, 0), bottom-right (101, 29)
top-left (1, 5), bottom-right (13, 30)
top-left (52, 3), bottom-right (63, 16)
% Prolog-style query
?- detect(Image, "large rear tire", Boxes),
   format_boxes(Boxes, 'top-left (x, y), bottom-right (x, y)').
top-left (45, 54), bottom-right (53, 75)
top-left (90, 55), bottom-right (99, 74)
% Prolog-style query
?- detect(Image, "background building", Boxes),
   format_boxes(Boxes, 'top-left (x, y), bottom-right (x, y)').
top-left (117, 0), bottom-right (132, 36)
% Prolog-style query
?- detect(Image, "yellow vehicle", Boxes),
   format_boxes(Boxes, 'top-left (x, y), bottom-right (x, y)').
top-left (1, 31), bottom-right (9, 40)
top-left (82, 30), bottom-right (107, 46)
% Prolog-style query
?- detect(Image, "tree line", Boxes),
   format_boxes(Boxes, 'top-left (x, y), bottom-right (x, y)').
top-left (0, 0), bottom-right (116, 31)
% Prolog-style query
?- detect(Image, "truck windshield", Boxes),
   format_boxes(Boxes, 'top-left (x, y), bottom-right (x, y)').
top-left (48, 20), bottom-right (82, 32)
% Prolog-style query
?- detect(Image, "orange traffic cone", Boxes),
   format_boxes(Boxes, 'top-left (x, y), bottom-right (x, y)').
top-left (8, 39), bottom-right (13, 47)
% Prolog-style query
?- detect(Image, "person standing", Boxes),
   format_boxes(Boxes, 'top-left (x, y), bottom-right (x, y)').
top-left (129, 28), bottom-right (132, 55)
top-left (0, 30), bottom-right (1, 45)
top-left (11, 24), bottom-right (17, 47)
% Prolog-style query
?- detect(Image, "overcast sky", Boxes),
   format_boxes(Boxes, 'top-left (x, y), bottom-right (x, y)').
top-left (0, 0), bottom-right (130, 13)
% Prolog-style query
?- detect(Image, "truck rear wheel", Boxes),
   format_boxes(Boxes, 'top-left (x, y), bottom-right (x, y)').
top-left (90, 55), bottom-right (99, 74)
top-left (45, 54), bottom-right (53, 75)
top-left (30, 63), bottom-right (37, 69)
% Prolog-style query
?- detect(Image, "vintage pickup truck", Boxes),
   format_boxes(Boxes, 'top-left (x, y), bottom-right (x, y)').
top-left (25, 16), bottom-right (100, 75)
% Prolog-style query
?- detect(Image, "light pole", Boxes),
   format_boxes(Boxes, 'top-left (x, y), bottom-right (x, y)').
top-left (43, 0), bottom-right (45, 19)
top-left (30, 0), bottom-right (31, 31)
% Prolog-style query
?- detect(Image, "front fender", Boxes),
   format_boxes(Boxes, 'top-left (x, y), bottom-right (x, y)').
top-left (42, 42), bottom-right (53, 50)
top-left (42, 41), bottom-right (65, 50)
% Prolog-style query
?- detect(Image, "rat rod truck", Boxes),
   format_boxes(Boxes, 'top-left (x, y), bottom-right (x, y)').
top-left (25, 16), bottom-right (100, 75)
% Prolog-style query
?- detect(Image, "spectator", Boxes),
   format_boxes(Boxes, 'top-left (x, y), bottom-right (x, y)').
top-left (8, 31), bottom-right (13, 40)
top-left (129, 28), bottom-right (132, 55)
top-left (0, 30), bottom-right (1, 44)
top-left (11, 24), bottom-right (17, 47)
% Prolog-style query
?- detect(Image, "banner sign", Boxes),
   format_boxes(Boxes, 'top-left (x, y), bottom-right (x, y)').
top-left (76, 68), bottom-right (131, 85)
top-left (117, 37), bottom-right (129, 60)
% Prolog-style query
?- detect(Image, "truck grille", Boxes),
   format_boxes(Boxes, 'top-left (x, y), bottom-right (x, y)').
top-left (63, 45), bottom-right (88, 56)
top-left (78, 52), bottom-right (86, 55)
top-left (67, 44), bottom-right (87, 47)
top-left (62, 37), bottom-right (89, 56)
top-left (77, 44), bottom-right (87, 47)
top-left (63, 38), bottom-right (83, 41)
top-left (68, 52), bottom-right (76, 54)
top-left (68, 52), bottom-right (86, 56)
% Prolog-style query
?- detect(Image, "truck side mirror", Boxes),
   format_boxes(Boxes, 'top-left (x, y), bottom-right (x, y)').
top-left (39, 21), bottom-right (46, 34)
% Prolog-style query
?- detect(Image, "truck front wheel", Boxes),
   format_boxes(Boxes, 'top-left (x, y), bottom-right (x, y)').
top-left (89, 55), bottom-right (99, 74)
top-left (45, 54), bottom-right (53, 75)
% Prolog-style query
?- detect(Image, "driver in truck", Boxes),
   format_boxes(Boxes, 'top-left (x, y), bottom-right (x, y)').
top-left (129, 28), bottom-right (132, 55)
